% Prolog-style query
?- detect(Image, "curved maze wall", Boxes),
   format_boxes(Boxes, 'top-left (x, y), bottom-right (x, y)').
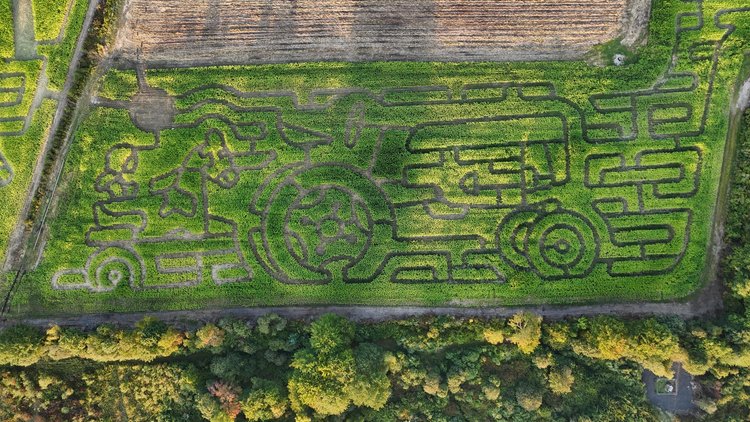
top-left (27, 1), bottom-right (750, 310)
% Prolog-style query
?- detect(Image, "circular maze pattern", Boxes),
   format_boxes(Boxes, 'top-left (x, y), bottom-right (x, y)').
top-left (498, 204), bottom-right (599, 280)
top-left (528, 211), bottom-right (598, 279)
top-left (286, 185), bottom-right (374, 272)
top-left (251, 163), bottom-right (393, 284)
top-left (86, 247), bottom-right (145, 292)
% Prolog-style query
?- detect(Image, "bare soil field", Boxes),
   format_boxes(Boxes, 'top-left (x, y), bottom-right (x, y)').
top-left (112, 0), bottom-right (649, 67)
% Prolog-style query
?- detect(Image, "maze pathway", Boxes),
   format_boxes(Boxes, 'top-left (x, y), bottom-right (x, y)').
top-left (0, 0), bottom-right (89, 272)
top-left (16, 0), bottom-right (750, 313)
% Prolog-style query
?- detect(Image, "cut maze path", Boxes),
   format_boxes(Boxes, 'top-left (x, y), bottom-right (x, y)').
top-left (4, 0), bottom-right (750, 323)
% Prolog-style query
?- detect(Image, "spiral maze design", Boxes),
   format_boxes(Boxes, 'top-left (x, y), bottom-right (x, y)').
top-left (498, 202), bottom-right (599, 280)
top-left (530, 212), bottom-right (598, 279)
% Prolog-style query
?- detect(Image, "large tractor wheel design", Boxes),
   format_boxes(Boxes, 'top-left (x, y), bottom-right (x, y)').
top-left (250, 163), bottom-right (394, 284)
top-left (497, 200), bottom-right (599, 280)
top-left (85, 246), bottom-right (145, 292)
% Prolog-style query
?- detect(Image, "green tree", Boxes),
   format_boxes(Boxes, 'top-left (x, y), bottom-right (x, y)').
top-left (196, 324), bottom-right (226, 350)
top-left (210, 353), bottom-right (253, 384)
top-left (483, 321), bottom-right (506, 345)
top-left (515, 387), bottom-right (542, 412)
top-left (240, 378), bottom-right (289, 421)
top-left (288, 314), bottom-right (390, 417)
top-left (256, 313), bottom-right (287, 336)
top-left (309, 313), bottom-right (355, 354)
top-left (548, 366), bottom-right (574, 394)
top-left (575, 316), bottom-right (628, 361)
top-left (508, 313), bottom-right (542, 354)
top-left (0, 325), bottom-right (45, 366)
top-left (627, 319), bottom-right (681, 378)
top-left (346, 343), bottom-right (391, 409)
top-left (83, 364), bottom-right (198, 420)
top-left (197, 393), bottom-right (234, 422)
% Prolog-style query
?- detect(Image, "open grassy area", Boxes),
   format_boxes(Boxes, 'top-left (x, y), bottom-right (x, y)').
top-left (10, 0), bottom-right (750, 315)
top-left (0, 60), bottom-right (43, 263)
top-left (36, 0), bottom-right (87, 91)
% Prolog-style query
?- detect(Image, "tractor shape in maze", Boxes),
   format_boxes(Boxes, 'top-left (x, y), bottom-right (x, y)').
top-left (51, 2), bottom-right (750, 291)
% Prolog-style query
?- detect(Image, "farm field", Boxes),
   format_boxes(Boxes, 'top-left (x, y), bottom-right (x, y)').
top-left (6, 0), bottom-right (750, 316)
top-left (0, 0), bottom-right (13, 58)
top-left (0, 0), bottom-right (89, 277)
top-left (113, 0), bottom-right (647, 66)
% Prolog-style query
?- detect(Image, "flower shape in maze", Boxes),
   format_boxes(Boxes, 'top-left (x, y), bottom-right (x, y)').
top-left (250, 163), bottom-right (394, 284)
top-left (287, 185), bottom-right (373, 271)
top-left (498, 200), bottom-right (599, 280)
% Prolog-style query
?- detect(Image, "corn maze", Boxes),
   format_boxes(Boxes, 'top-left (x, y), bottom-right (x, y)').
top-left (0, 0), bottom-right (88, 271)
top-left (0, 63), bottom-right (42, 186)
top-left (12, 0), bottom-right (750, 313)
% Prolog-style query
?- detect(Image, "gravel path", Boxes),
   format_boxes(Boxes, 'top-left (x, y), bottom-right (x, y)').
top-left (11, 0), bottom-right (36, 60)
top-left (0, 269), bottom-right (723, 328)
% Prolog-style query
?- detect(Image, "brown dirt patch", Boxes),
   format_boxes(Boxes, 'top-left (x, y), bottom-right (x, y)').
top-left (112, 0), bottom-right (650, 67)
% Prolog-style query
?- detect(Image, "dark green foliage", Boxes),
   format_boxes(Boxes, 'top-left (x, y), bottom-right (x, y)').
top-left (240, 378), bottom-right (289, 421)
top-left (82, 363), bottom-right (199, 421)
top-left (0, 325), bottom-right (45, 366)
top-left (4, 307), bottom-right (750, 420)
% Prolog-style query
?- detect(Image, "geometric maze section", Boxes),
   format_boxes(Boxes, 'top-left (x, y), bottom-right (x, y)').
top-left (0, 66), bottom-right (40, 187)
top-left (46, 2), bottom-right (750, 302)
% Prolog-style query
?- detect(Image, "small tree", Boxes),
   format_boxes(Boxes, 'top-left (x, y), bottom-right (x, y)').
top-left (482, 376), bottom-right (502, 401)
top-left (196, 324), bottom-right (226, 350)
top-left (516, 387), bottom-right (543, 412)
top-left (483, 324), bottom-right (505, 345)
top-left (533, 353), bottom-right (554, 369)
top-left (548, 366), bottom-right (575, 394)
top-left (207, 381), bottom-right (241, 420)
top-left (309, 314), bottom-right (355, 355)
top-left (256, 313), bottom-right (287, 336)
top-left (508, 313), bottom-right (542, 354)
top-left (240, 378), bottom-right (289, 421)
